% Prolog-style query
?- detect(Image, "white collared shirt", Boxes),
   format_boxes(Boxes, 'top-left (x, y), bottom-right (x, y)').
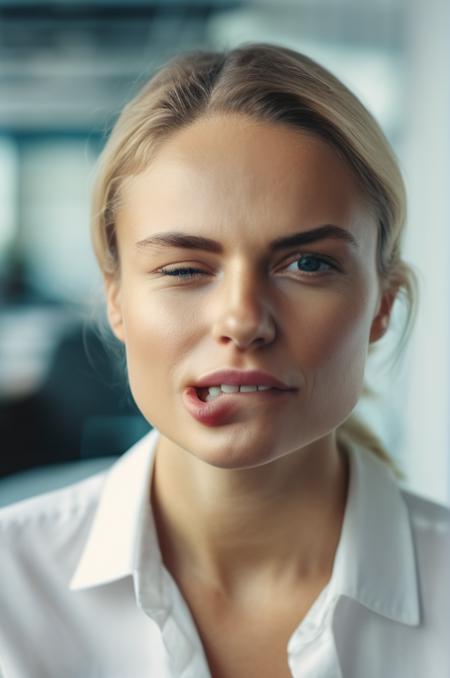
top-left (0, 427), bottom-right (449, 678)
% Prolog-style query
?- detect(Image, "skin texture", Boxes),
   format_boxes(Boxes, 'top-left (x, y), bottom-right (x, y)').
top-left (105, 114), bottom-right (395, 605)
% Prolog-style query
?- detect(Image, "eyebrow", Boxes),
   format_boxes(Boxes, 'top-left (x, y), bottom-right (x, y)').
top-left (135, 224), bottom-right (358, 254)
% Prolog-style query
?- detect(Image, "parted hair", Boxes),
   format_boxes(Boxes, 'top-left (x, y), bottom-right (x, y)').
top-left (91, 42), bottom-right (419, 479)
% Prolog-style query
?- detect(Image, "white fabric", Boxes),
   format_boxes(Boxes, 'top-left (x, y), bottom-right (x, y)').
top-left (0, 427), bottom-right (449, 678)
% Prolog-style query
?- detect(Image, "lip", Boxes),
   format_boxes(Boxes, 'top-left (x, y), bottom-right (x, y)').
top-left (182, 384), bottom-right (293, 427)
top-left (191, 368), bottom-right (294, 390)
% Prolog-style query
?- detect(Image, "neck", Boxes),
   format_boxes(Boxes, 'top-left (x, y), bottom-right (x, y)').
top-left (151, 433), bottom-right (349, 601)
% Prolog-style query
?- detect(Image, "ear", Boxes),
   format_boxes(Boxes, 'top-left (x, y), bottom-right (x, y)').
top-left (369, 284), bottom-right (398, 344)
top-left (104, 274), bottom-right (125, 343)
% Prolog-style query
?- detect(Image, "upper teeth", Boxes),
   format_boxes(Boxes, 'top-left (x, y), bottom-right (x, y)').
top-left (208, 384), bottom-right (272, 395)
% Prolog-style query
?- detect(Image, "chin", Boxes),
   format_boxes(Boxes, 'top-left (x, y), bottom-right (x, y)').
top-left (189, 438), bottom-right (280, 471)
top-left (197, 454), bottom-right (274, 471)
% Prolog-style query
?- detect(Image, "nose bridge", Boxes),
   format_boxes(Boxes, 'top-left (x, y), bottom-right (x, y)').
top-left (211, 257), bottom-right (276, 347)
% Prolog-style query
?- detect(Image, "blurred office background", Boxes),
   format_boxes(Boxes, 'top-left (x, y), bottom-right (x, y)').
top-left (0, 0), bottom-right (449, 505)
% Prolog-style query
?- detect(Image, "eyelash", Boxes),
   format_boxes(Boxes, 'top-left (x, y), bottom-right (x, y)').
top-left (158, 254), bottom-right (338, 281)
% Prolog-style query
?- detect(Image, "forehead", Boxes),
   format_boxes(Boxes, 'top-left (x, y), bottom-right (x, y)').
top-left (117, 114), bottom-right (374, 250)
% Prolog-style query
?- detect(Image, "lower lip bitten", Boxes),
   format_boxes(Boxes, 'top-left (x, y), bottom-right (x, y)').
top-left (197, 386), bottom-right (273, 402)
top-left (182, 385), bottom-right (290, 426)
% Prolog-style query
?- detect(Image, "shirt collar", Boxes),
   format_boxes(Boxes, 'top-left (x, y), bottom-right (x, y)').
top-left (330, 436), bottom-right (421, 626)
top-left (69, 427), bottom-right (420, 627)
top-left (69, 429), bottom-right (160, 592)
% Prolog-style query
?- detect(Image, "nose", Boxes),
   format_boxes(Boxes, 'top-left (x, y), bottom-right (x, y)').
top-left (211, 263), bottom-right (276, 350)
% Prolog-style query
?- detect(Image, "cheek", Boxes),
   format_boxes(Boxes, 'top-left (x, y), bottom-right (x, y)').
top-left (291, 290), bottom-right (373, 377)
top-left (119, 288), bottom-right (195, 393)
top-left (287, 289), bottom-right (375, 430)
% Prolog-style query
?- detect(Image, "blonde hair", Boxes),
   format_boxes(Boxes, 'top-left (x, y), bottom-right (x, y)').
top-left (91, 42), bottom-right (418, 479)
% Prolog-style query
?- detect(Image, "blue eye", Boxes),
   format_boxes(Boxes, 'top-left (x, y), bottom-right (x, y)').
top-left (287, 254), bottom-right (335, 275)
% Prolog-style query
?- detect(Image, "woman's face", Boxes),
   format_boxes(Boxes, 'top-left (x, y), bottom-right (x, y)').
top-left (107, 114), bottom-right (393, 469)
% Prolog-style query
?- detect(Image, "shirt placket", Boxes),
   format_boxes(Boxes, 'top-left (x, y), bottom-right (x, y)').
top-left (137, 563), bottom-right (212, 678)
top-left (287, 593), bottom-right (343, 678)
top-left (160, 613), bottom-right (211, 678)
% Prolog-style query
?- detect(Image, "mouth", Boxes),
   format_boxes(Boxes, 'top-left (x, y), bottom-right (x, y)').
top-left (183, 384), bottom-right (294, 426)
top-left (195, 385), bottom-right (282, 402)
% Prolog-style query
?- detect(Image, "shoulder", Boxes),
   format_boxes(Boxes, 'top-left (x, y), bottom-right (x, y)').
top-left (401, 488), bottom-right (450, 560)
top-left (0, 472), bottom-right (106, 676)
top-left (0, 471), bottom-right (106, 557)
top-left (400, 488), bottom-right (450, 624)
top-left (0, 471), bottom-right (108, 653)
top-left (400, 488), bottom-right (450, 537)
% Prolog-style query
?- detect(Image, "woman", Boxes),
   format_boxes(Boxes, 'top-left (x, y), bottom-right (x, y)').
top-left (1, 43), bottom-right (448, 678)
